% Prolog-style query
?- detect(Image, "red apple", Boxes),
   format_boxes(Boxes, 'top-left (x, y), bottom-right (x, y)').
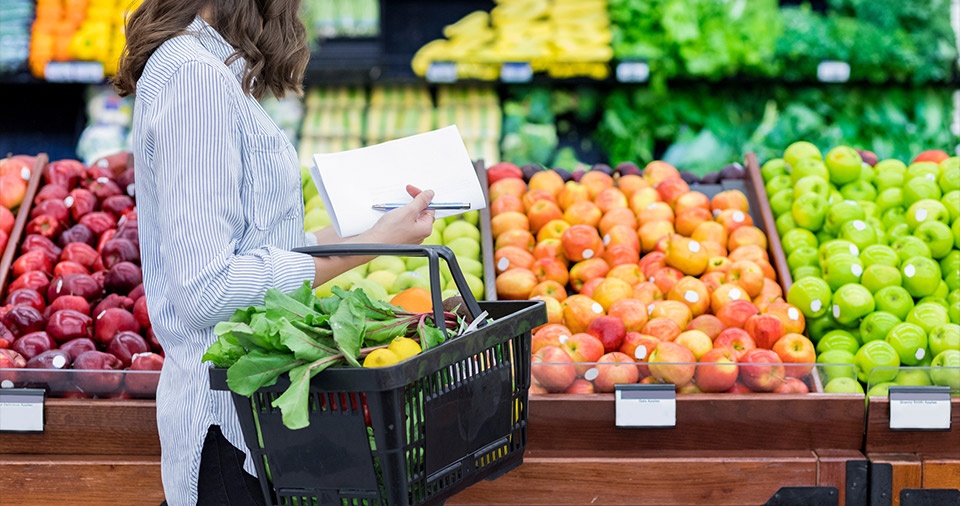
top-left (738, 349), bottom-right (786, 392)
top-left (771, 333), bottom-right (816, 379)
top-left (695, 347), bottom-right (739, 393)
top-left (713, 328), bottom-right (757, 361)
top-left (590, 352), bottom-right (640, 393)
top-left (715, 299), bottom-right (760, 329)
top-left (743, 314), bottom-right (785, 350)
top-left (648, 341), bottom-right (696, 385)
top-left (531, 346), bottom-right (576, 392)
top-left (774, 377), bottom-right (810, 394)
top-left (586, 315), bottom-right (627, 353)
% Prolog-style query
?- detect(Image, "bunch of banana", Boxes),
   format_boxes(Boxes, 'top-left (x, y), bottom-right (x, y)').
top-left (411, 11), bottom-right (497, 78)
top-left (546, 0), bottom-right (612, 78)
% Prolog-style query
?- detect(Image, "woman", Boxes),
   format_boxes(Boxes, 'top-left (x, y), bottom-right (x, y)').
top-left (114, 2), bottom-right (435, 504)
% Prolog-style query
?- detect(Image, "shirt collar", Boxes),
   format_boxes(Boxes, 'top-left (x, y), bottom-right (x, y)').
top-left (185, 16), bottom-right (246, 82)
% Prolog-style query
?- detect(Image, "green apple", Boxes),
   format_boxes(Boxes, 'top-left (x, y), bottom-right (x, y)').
top-left (824, 377), bottom-right (865, 394)
top-left (817, 349), bottom-right (858, 382)
top-left (405, 256), bottom-right (428, 270)
top-left (867, 382), bottom-right (897, 397)
top-left (866, 217), bottom-right (885, 235)
top-left (943, 251), bottom-right (960, 292)
top-left (366, 270), bottom-right (398, 294)
top-left (876, 188), bottom-right (904, 216)
top-left (854, 340), bottom-right (901, 383)
top-left (929, 349), bottom-right (960, 391)
top-left (793, 158), bottom-right (831, 186)
top-left (816, 229), bottom-right (837, 246)
top-left (819, 239), bottom-right (860, 263)
top-left (950, 289), bottom-right (960, 324)
top-left (954, 218), bottom-right (960, 249)
top-left (822, 254), bottom-right (864, 292)
top-left (792, 192), bottom-right (828, 231)
top-left (787, 246), bottom-right (820, 272)
top-left (423, 228), bottom-right (443, 246)
top-left (351, 278), bottom-right (389, 302)
top-left (782, 228), bottom-right (819, 256)
top-left (939, 157), bottom-right (960, 192)
top-left (839, 219), bottom-right (879, 250)
top-left (766, 174), bottom-right (793, 199)
top-left (462, 210), bottom-right (480, 226)
top-left (918, 296), bottom-right (948, 309)
top-left (861, 264), bottom-right (902, 293)
top-left (455, 257), bottom-right (484, 279)
top-left (894, 368), bottom-right (933, 386)
top-left (776, 213), bottom-right (797, 236)
top-left (825, 146), bottom-right (863, 185)
top-left (832, 283), bottom-right (875, 326)
top-left (816, 330), bottom-right (861, 355)
top-left (875, 170), bottom-right (905, 192)
top-left (875, 158), bottom-right (907, 174)
top-left (840, 181), bottom-right (876, 202)
top-left (368, 256), bottom-right (408, 276)
top-left (885, 322), bottom-right (928, 365)
top-left (903, 178), bottom-right (942, 208)
top-left (305, 193), bottom-right (324, 212)
top-left (787, 276), bottom-right (832, 319)
top-left (315, 270), bottom-right (363, 298)
top-left (860, 311), bottom-right (901, 343)
top-left (792, 265), bottom-right (822, 281)
top-left (874, 286), bottom-right (915, 321)
top-left (858, 201), bottom-right (878, 219)
top-left (807, 313), bottom-right (843, 343)
top-left (303, 207), bottom-right (331, 232)
top-left (392, 270), bottom-right (431, 292)
top-left (432, 219), bottom-right (446, 233)
top-left (928, 323), bottom-right (960, 357)
top-left (942, 190), bottom-right (960, 222)
top-left (784, 141), bottom-right (823, 171)
top-left (901, 256), bottom-right (941, 299)
top-left (906, 302), bottom-right (949, 335)
top-left (882, 209), bottom-right (908, 234)
top-left (828, 190), bottom-right (845, 205)
top-left (440, 289), bottom-right (459, 301)
top-left (770, 189), bottom-right (795, 217)
top-left (446, 237), bottom-right (481, 260)
top-left (442, 220), bottom-right (480, 244)
top-left (861, 244), bottom-right (900, 268)
top-left (824, 201), bottom-right (865, 235)
top-left (906, 199), bottom-right (951, 230)
top-left (462, 272), bottom-right (484, 299)
top-left (794, 175), bottom-right (832, 199)
top-left (861, 163), bottom-right (876, 183)
top-left (890, 236), bottom-right (932, 264)
top-left (761, 158), bottom-right (789, 183)
top-left (914, 220), bottom-right (954, 259)
top-left (906, 161), bottom-right (942, 183)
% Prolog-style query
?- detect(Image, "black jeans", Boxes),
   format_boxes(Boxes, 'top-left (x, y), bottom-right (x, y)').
top-left (161, 425), bottom-right (266, 506)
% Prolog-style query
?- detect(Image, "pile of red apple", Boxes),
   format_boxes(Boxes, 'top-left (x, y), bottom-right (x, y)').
top-left (486, 161), bottom-right (817, 395)
top-left (0, 153), bottom-right (163, 399)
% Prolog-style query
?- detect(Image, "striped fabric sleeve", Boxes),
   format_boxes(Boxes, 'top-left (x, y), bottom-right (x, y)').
top-left (150, 61), bottom-right (316, 331)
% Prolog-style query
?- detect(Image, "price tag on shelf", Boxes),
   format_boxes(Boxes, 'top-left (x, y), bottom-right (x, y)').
top-left (817, 61), bottom-right (851, 83)
top-left (501, 62), bottom-right (533, 83)
top-left (44, 61), bottom-right (105, 83)
top-left (615, 384), bottom-right (676, 428)
top-left (889, 386), bottom-right (951, 431)
top-left (425, 61), bottom-right (457, 83)
top-left (0, 388), bottom-right (45, 433)
top-left (615, 61), bottom-right (649, 83)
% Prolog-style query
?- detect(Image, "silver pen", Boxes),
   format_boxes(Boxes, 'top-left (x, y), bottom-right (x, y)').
top-left (372, 202), bottom-right (471, 211)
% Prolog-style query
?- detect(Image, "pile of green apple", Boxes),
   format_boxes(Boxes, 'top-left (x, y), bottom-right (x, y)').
top-left (301, 177), bottom-right (486, 302)
top-left (761, 143), bottom-right (960, 395)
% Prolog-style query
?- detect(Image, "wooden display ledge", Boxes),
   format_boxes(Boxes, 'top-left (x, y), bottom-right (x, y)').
top-left (448, 449), bottom-right (863, 505)
top-left (0, 455), bottom-right (163, 506)
top-left (865, 397), bottom-right (959, 455)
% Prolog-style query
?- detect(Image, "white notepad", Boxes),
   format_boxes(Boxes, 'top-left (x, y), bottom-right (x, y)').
top-left (309, 125), bottom-right (487, 238)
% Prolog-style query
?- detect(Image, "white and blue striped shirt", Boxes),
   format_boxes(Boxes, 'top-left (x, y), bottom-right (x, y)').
top-left (131, 17), bottom-right (317, 505)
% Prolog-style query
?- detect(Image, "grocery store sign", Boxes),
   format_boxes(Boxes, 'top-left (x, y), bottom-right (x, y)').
top-left (888, 386), bottom-right (951, 431)
top-left (500, 62), bottom-right (533, 83)
top-left (615, 384), bottom-right (676, 428)
top-left (817, 61), bottom-right (851, 83)
top-left (45, 61), bottom-right (105, 83)
top-left (615, 61), bottom-right (650, 83)
top-left (426, 62), bottom-right (458, 83)
top-left (0, 388), bottom-right (45, 433)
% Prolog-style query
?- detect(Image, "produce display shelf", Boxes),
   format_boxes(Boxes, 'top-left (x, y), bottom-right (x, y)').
top-left (0, 454), bottom-right (163, 506)
top-left (0, 154), bottom-right (46, 295)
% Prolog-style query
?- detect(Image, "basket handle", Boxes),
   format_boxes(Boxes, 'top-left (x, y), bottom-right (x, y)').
top-left (292, 244), bottom-right (484, 334)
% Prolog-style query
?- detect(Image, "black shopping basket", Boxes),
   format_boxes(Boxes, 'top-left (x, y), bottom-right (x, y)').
top-left (210, 244), bottom-right (546, 506)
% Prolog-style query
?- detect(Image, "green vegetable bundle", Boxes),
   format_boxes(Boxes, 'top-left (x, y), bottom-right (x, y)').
top-left (203, 282), bottom-right (464, 429)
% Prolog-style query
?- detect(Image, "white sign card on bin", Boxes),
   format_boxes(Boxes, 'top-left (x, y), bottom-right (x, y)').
top-left (615, 384), bottom-right (676, 428)
top-left (309, 125), bottom-right (487, 238)
top-left (888, 386), bottom-right (951, 431)
top-left (0, 388), bottom-right (45, 433)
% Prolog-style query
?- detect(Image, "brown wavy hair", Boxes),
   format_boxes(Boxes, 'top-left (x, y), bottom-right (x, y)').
top-left (114, 0), bottom-right (309, 100)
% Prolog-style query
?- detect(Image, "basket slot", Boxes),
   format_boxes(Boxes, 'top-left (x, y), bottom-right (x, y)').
top-left (473, 437), bottom-right (510, 472)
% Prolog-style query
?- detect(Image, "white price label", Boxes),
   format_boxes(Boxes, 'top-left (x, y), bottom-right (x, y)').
top-left (425, 62), bottom-right (457, 83)
top-left (615, 384), bottom-right (676, 428)
top-left (44, 61), bottom-right (105, 83)
top-left (0, 389), bottom-right (45, 432)
top-left (817, 61), bottom-right (851, 83)
top-left (501, 62), bottom-right (533, 83)
top-left (616, 61), bottom-right (650, 83)
top-left (889, 386), bottom-right (951, 431)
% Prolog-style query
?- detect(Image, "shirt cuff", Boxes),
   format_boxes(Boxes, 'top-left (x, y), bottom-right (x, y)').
top-left (303, 231), bottom-right (318, 247)
top-left (268, 247), bottom-right (317, 293)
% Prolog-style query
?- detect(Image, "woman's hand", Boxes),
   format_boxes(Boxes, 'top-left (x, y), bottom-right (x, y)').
top-left (366, 185), bottom-right (436, 244)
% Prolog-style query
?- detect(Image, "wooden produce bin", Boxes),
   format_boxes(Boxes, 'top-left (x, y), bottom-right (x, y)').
top-left (452, 156), bottom-right (869, 505)
top-left (0, 153), bottom-right (165, 505)
top-left (864, 397), bottom-right (960, 506)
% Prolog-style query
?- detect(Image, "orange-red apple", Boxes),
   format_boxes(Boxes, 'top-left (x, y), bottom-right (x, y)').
top-left (711, 189), bottom-right (750, 215)
top-left (591, 277), bottom-right (634, 311)
top-left (744, 314), bottom-right (785, 350)
top-left (561, 224), bottom-right (605, 262)
top-left (667, 276), bottom-right (711, 317)
top-left (674, 330), bottom-right (713, 359)
top-left (608, 298), bottom-right (649, 333)
top-left (639, 220), bottom-right (675, 253)
top-left (563, 200), bottom-right (603, 228)
top-left (715, 208), bottom-right (754, 234)
top-left (705, 256), bottom-right (732, 275)
top-left (638, 201), bottom-right (674, 226)
top-left (602, 244), bottom-right (640, 267)
top-left (561, 332), bottom-right (605, 375)
top-left (587, 315), bottom-right (627, 353)
top-left (569, 258), bottom-right (610, 292)
top-left (654, 177), bottom-right (690, 205)
top-left (621, 332), bottom-right (661, 376)
top-left (561, 294), bottom-right (605, 334)
top-left (774, 377), bottom-right (810, 394)
top-left (638, 251), bottom-right (666, 278)
top-left (496, 229), bottom-right (536, 252)
top-left (628, 187), bottom-right (663, 215)
top-left (728, 225), bottom-right (768, 253)
top-left (607, 264), bottom-right (644, 287)
top-left (594, 187), bottom-right (628, 213)
top-left (617, 174), bottom-right (650, 199)
top-left (686, 314), bottom-right (724, 340)
top-left (650, 299), bottom-right (694, 329)
top-left (531, 346), bottom-right (576, 392)
top-left (528, 169), bottom-right (566, 198)
top-left (664, 236), bottom-right (709, 276)
top-left (648, 341), bottom-right (696, 385)
top-left (531, 295), bottom-right (564, 326)
top-left (531, 257), bottom-right (569, 286)
top-left (598, 208), bottom-right (638, 236)
top-left (532, 238), bottom-right (567, 264)
top-left (642, 317), bottom-right (682, 342)
top-left (536, 219), bottom-right (571, 242)
top-left (564, 379), bottom-right (596, 394)
top-left (527, 200), bottom-right (564, 234)
top-left (591, 352), bottom-right (640, 392)
top-left (710, 283), bottom-right (748, 314)
top-left (764, 301), bottom-right (805, 335)
top-left (771, 333), bottom-right (816, 378)
top-left (695, 347), bottom-right (739, 393)
top-left (739, 349), bottom-right (786, 392)
top-left (692, 221), bottom-right (728, 248)
top-left (491, 194), bottom-right (524, 216)
top-left (494, 246), bottom-right (535, 274)
top-left (495, 268), bottom-right (538, 300)
top-left (715, 299), bottom-right (760, 329)
top-left (580, 170), bottom-right (615, 199)
top-left (532, 323), bottom-right (572, 353)
top-left (728, 244), bottom-right (769, 264)
top-left (602, 224), bottom-right (641, 253)
top-left (557, 181), bottom-right (590, 210)
top-left (522, 189), bottom-right (556, 212)
top-left (713, 327), bottom-right (756, 359)
top-left (644, 161), bottom-right (681, 186)
top-left (725, 260), bottom-right (765, 297)
top-left (632, 281), bottom-right (663, 306)
top-left (529, 280), bottom-right (568, 301)
top-left (674, 191), bottom-right (711, 215)
top-left (489, 177), bottom-right (527, 202)
top-left (675, 207), bottom-right (713, 237)
top-left (652, 266), bottom-right (684, 295)
top-left (490, 211), bottom-right (529, 238)
top-left (700, 271), bottom-right (725, 294)
top-left (579, 277), bottom-right (604, 298)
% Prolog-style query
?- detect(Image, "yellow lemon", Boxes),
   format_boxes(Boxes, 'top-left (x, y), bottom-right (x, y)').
top-left (387, 337), bottom-right (422, 361)
top-left (363, 348), bottom-right (401, 368)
